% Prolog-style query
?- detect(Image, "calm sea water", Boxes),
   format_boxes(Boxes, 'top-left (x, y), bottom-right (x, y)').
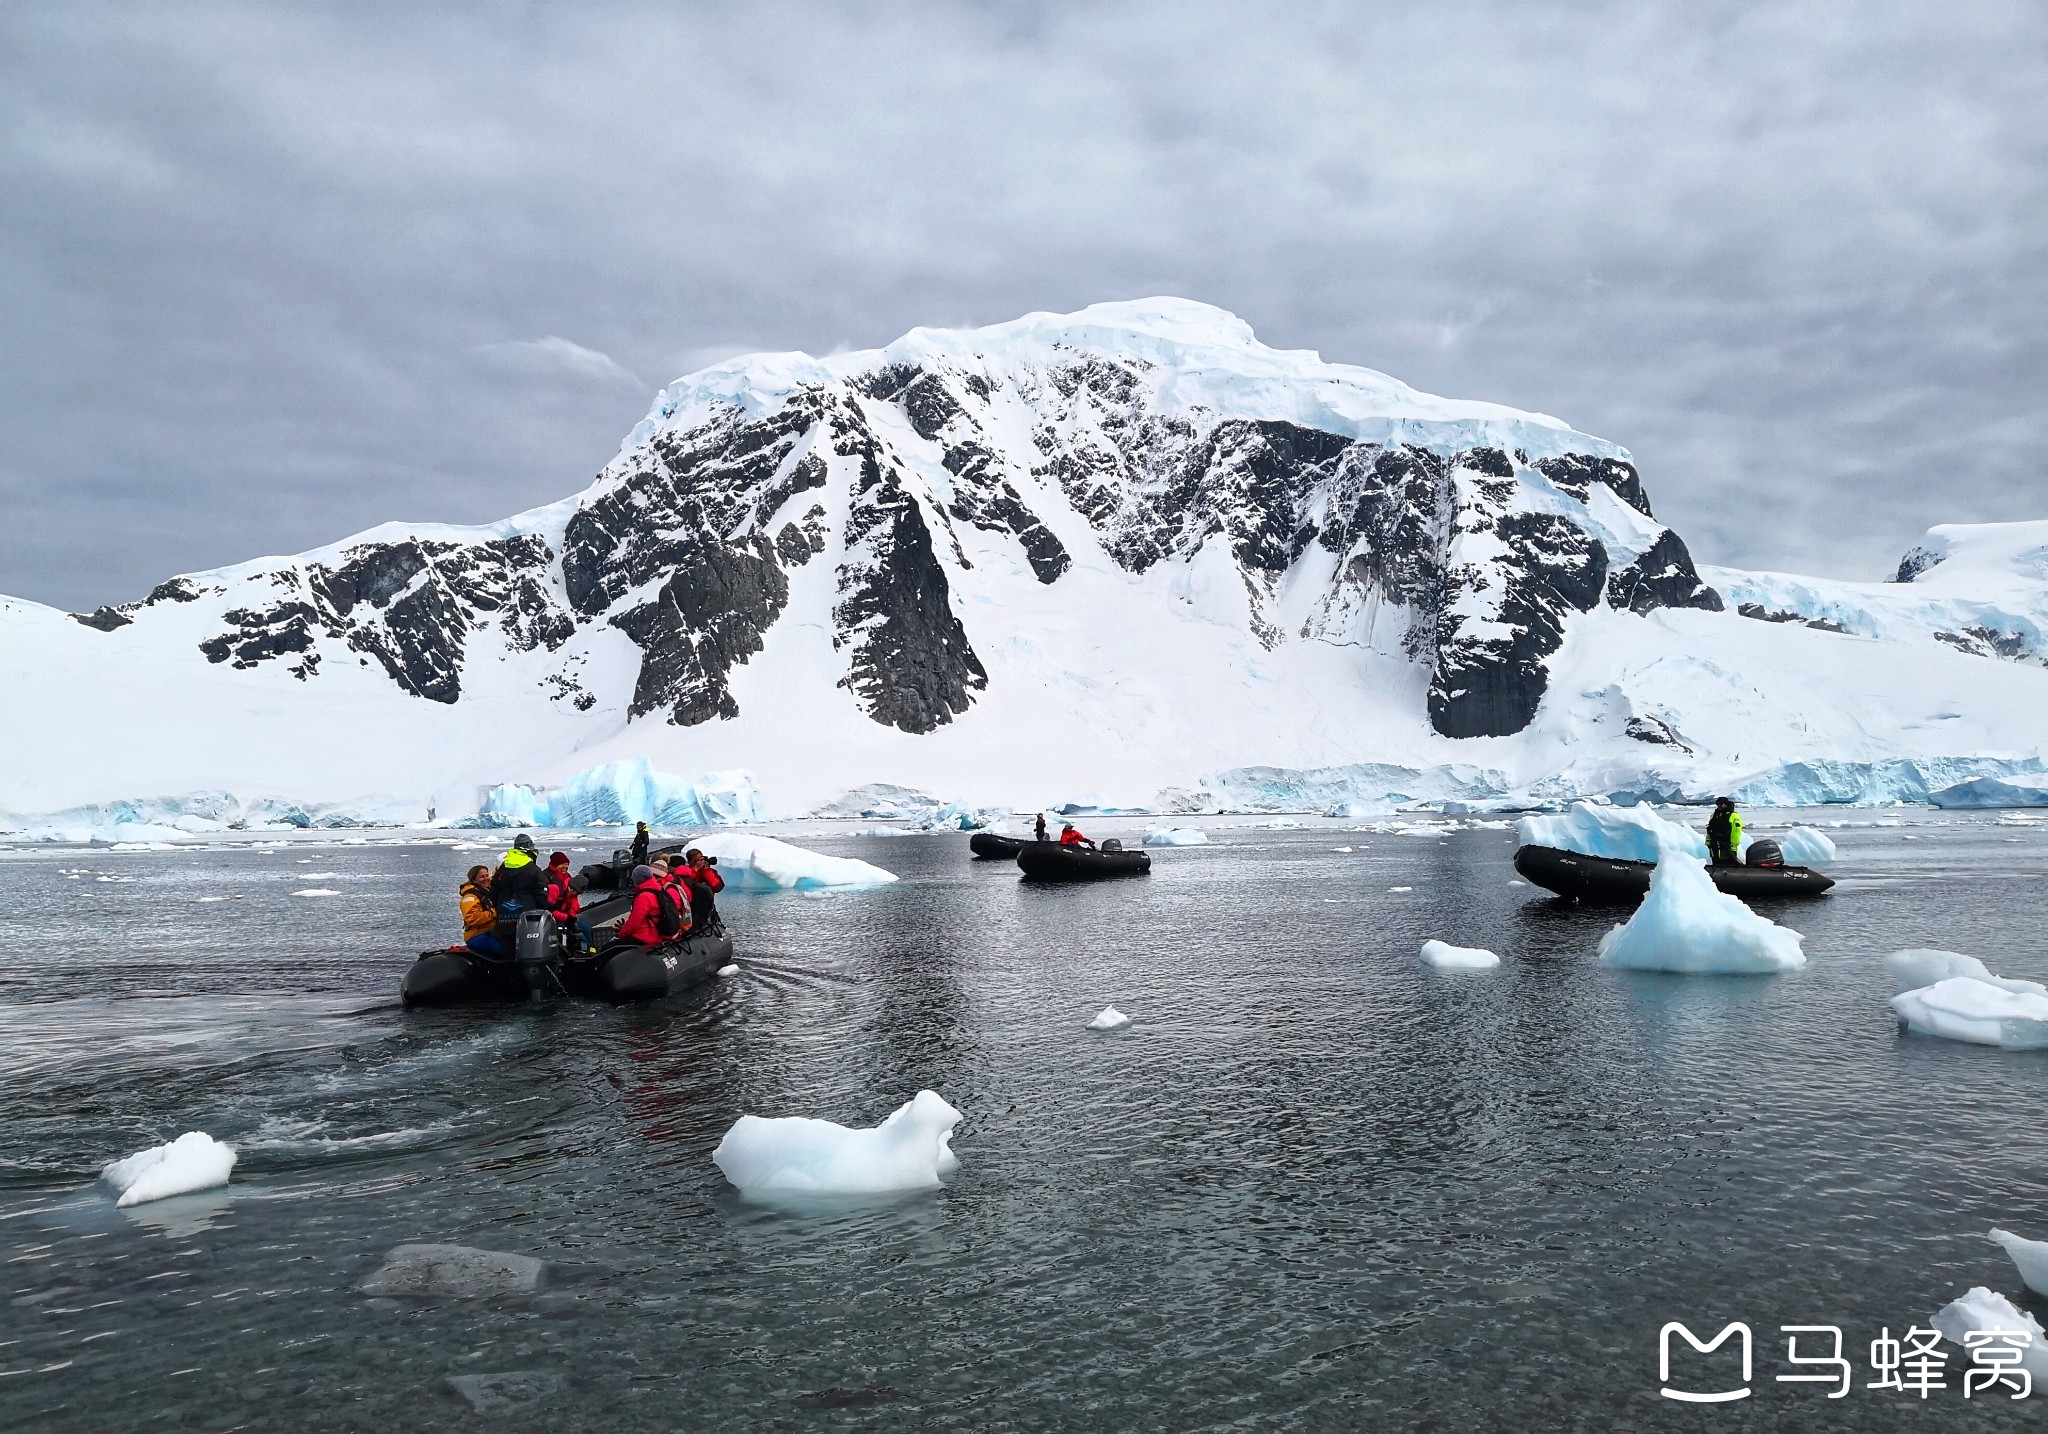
top-left (3, 813), bottom-right (2047, 1431)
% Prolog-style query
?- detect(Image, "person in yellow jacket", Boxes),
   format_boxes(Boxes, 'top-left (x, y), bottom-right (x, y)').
top-left (460, 865), bottom-right (501, 955)
top-left (1706, 797), bottom-right (1743, 866)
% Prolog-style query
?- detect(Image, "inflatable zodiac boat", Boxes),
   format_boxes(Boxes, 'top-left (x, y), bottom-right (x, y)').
top-left (1513, 844), bottom-right (1835, 904)
top-left (1016, 840), bottom-right (1151, 882)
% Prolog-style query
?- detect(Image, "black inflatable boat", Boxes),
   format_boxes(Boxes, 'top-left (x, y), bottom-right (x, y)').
top-left (1017, 840), bottom-right (1151, 882)
top-left (1513, 844), bottom-right (1834, 904)
top-left (970, 832), bottom-right (1029, 860)
top-left (403, 908), bottom-right (730, 1007)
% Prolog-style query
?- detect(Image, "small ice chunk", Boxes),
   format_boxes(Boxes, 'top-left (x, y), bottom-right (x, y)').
top-left (293, 887), bottom-right (341, 897)
top-left (1989, 1229), bottom-right (2048, 1296)
top-left (1333, 846), bottom-right (1353, 852)
top-left (1886, 948), bottom-right (2047, 997)
top-left (1929, 1286), bottom-right (2048, 1382)
top-left (102, 1132), bottom-right (236, 1208)
top-left (1420, 940), bottom-right (1500, 970)
top-left (1774, 826), bottom-right (1836, 868)
top-left (1597, 840), bottom-right (1805, 974)
top-left (1087, 1005), bottom-right (1132, 1030)
top-left (716, 964), bottom-right (739, 977)
top-left (1143, 826), bottom-right (1209, 846)
top-left (359, 1243), bottom-right (545, 1298)
top-left (1388, 886), bottom-right (1412, 893)
top-left (712, 1091), bottom-right (961, 1198)
top-left (1891, 977), bottom-right (2048, 1048)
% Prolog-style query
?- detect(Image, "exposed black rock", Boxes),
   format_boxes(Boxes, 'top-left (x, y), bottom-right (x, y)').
top-left (1625, 714), bottom-right (1694, 753)
top-left (1736, 603), bottom-right (1850, 634)
top-left (1934, 626), bottom-right (2040, 663)
top-left (72, 606), bottom-right (133, 631)
top-left (1893, 545), bottom-right (1944, 583)
top-left (1428, 512), bottom-right (1608, 739)
top-left (199, 602), bottom-right (321, 669)
top-left (1605, 530), bottom-right (1724, 614)
top-left (1534, 453), bottom-right (1654, 517)
top-left (834, 436), bottom-right (987, 734)
top-left (609, 531), bottom-right (789, 725)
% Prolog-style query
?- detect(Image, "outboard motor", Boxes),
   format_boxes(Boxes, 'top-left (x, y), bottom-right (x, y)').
top-left (1745, 838), bottom-right (1785, 869)
top-left (1100, 838), bottom-right (1123, 852)
top-left (513, 909), bottom-right (561, 1000)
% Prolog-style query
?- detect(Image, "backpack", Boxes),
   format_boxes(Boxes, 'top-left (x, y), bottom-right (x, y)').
top-left (652, 883), bottom-right (690, 940)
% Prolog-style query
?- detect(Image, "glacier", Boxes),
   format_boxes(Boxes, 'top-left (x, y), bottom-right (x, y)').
top-left (711, 1090), bottom-right (961, 1199)
top-left (1930, 773), bottom-right (2048, 809)
top-left (1, 300), bottom-right (2044, 821)
top-left (471, 758), bottom-right (765, 828)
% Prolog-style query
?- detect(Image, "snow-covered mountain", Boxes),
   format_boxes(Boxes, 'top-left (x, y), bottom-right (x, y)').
top-left (4, 299), bottom-right (2045, 826)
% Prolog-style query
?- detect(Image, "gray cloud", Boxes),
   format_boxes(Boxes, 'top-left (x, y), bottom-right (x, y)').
top-left (2, 0), bottom-right (2044, 609)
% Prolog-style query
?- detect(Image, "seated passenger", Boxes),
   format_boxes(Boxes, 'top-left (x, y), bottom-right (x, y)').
top-left (460, 865), bottom-right (501, 956)
top-left (612, 865), bottom-right (667, 947)
top-left (682, 848), bottom-right (725, 935)
top-left (1059, 823), bottom-right (1096, 849)
top-left (492, 833), bottom-right (550, 915)
top-left (545, 851), bottom-right (587, 952)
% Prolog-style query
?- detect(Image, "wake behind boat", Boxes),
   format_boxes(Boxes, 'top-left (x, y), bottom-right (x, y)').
top-left (1513, 844), bottom-right (1834, 904)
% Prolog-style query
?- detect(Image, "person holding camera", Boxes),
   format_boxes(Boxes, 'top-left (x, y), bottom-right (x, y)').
top-left (680, 847), bottom-right (725, 937)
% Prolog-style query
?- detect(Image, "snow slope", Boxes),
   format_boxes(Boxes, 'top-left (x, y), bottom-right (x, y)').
top-left (3, 299), bottom-right (2045, 823)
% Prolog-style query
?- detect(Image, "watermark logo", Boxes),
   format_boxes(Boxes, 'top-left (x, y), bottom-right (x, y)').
top-left (1660, 1322), bottom-right (1752, 1403)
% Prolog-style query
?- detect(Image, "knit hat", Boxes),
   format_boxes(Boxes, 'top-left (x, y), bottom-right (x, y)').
top-left (631, 864), bottom-right (654, 883)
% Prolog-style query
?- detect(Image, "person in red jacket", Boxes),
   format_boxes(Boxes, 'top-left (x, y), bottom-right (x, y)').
top-left (544, 851), bottom-right (587, 952)
top-left (1059, 823), bottom-right (1096, 850)
top-left (682, 848), bottom-right (725, 935)
top-left (613, 865), bottom-right (666, 946)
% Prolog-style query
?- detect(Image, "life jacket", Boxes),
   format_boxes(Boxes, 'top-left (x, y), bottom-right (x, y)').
top-left (546, 864), bottom-right (579, 919)
top-left (460, 882), bottom-right (495, 941)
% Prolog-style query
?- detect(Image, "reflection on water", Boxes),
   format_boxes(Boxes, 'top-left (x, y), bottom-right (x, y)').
top-left (0, 816), bottom-right (2046, 1430)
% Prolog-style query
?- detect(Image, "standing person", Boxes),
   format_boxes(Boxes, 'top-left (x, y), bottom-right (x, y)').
top-left (492, 833), bottom-right (549, 914)
top-left (1706, 798), bottom-right (1744, 866)
top-left (629, 822), bottom-right (650, 866)
top-left (459, 865), bottom-right (500, 956)
top-left (683, 848), bottom-right (725, 936)
top-left (1033, 813), bottom-right (1048, 843)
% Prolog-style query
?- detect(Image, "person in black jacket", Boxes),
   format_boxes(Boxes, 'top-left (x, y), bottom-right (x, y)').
top-left (629, 822), bottom-right (650, 866)
top-left (492, 833), bottom-right (550, 914)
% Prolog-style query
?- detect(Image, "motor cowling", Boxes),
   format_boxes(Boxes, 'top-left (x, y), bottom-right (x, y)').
top-left (1745, 838), bottom-right (1784, 868)
top-left (514, 909), bottom-right (560, 967)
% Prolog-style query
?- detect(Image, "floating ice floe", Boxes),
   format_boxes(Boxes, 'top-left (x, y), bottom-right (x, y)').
top-left (683, 834), bottom-right (897, 891)
top-left (712, 1091), bottom-right (961, 1199)
top-left (1517, 802), bottom-right (1708, 864)
top-left (1773, 826), bottom-right (1836, 868)
top-left (1087, 1006), bottom-right (1132, 1030)
top-left (1989, 1229), bottom-right (2048, 1297)
top-left (1597, 841), bottom-right (1805, 974)
top-left (1143, 826), bottom-right (1208, 846)
top-left (716, 964), bottom-right (739, 977)
top-left (1420, 940), bottom-right (1500, 970)
top-left (1930, 773), bottom-right (2048, 810)
top-left (293, 887), bottom-right (341, 897)
top-left (1929, 1286), bottom-right (2048, 1382)
top-left (1885, 948), bottom-right (2047, 997)
top-left (1891, 977), bottom-right (2048, 1049)
top-left (102, 1132), bottom-right (236, 1208)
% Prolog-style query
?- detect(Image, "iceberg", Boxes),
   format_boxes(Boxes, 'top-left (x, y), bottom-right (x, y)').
top-left (1930, 773), bottom-right (2048, 809)
top-left (1772, 826), bottom-right (1836, 868)
top-left (1929, 1286), bottom-right (2048, 1383)
top-left (1884, 948), bottom-right (2047, 997)
top-left (1143, 826), bottom-right (1209, 846)
top-left (1596, 841), bottom-right (1806, 974)
top-left (1087, 1006), bottom-right (1132, 1030)
top-left (711, 1090), bottom-right (962, 1199)
top-left (810, 785), bottom-right (1002, 830)
top-left (1420, 940), bottom-right (1500, 970)
top-left (472, 758), bottom-right (765, 829)
top-left (1729, 756), bottom-right (2047, 808)
top-left (102, 1132), bottom-right (237, 1208)
top-left (1517, 801), bottom-right (1708, 864)
top-left (1989, 1229), bottom-right (2048, 1297)
top-left (684, 834), bottom-right (897, 891)
top-left (1891, 977), bottom-right (2048, 1049)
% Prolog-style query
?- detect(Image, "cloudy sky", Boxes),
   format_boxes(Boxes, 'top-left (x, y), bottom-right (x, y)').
top-left (3, 0), bottom-right (2043, 610)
